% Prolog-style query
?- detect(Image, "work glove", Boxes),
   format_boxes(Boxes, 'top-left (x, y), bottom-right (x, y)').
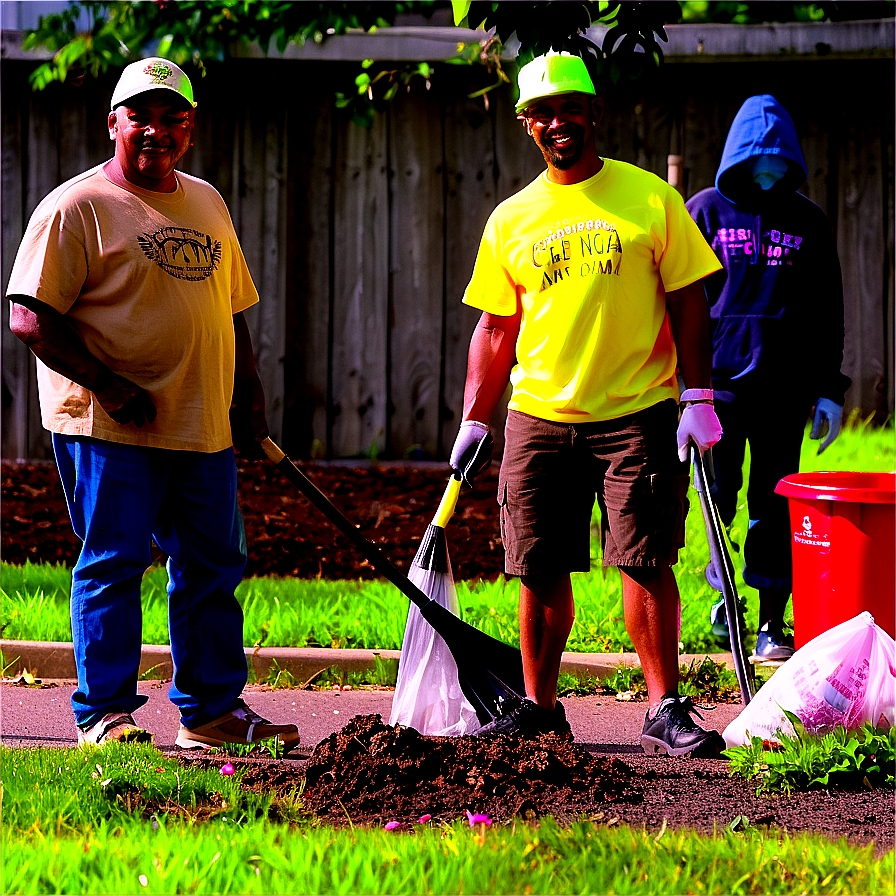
top-left (450, 420), bottom-right (494, 488)
top-left (810, 397), bottom-right (843, 454)
top-left (676, 388), bottom-right (723, 463)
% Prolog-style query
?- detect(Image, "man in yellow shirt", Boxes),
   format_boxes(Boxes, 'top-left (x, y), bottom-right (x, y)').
top-left (451, 53), bottom-right (725, 756)
top-left (7, 58), bottom-right (299, 753)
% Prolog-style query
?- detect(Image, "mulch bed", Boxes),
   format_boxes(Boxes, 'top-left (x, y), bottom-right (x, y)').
top-left (1, 457), bottom-right (504, 580)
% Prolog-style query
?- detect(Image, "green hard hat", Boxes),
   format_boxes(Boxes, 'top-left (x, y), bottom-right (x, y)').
top-left (515, 52), bottom-right (595, 114)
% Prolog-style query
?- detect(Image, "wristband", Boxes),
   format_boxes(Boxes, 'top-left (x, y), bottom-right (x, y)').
top-left (680, 388), bottom-right (714, 403)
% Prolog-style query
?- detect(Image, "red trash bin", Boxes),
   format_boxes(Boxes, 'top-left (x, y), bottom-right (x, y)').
top-left (775, 471), bottom-right (896, 649)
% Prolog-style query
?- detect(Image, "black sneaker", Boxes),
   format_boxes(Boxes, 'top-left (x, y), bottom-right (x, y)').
top-left (474, 698), bottom-right (571, 738)
top-left (751, 627), bottom-right (795, 662)
top-left (640, 696), bottom-right (725, 757)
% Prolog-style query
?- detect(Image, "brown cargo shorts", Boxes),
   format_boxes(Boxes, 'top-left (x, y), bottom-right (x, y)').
top-left (498, 401), bottom-right (690, 576)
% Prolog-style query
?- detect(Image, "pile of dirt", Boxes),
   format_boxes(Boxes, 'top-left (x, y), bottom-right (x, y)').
top-left (301, 714), bottom-right (638, 825)
top-left (1, 458), bottom-right (503, 580)
top-left (174, 713), bottom-right (894, 851)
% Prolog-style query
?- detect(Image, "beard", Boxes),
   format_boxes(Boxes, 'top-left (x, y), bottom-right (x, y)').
top-left (538, 124), bottom-right (587, 170)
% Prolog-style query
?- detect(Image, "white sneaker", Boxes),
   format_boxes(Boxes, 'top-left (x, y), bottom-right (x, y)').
top-left (77, 712), bottom-right (153, 746)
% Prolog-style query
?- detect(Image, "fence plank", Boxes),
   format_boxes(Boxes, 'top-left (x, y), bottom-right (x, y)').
top-left (441, 89), bottom-right (500, 457)
top-left (388, 88), bottom-right (445, 459)
top-left (282, 89), bottom-right (335, 458)
top-left (330, 112), bottom-right (390, 457)
top-left (838, 116), bottom-right (888, 419)
top-left (1, 64), bottom-right (30, 460)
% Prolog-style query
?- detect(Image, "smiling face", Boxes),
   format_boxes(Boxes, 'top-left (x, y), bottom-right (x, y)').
top-left (108, 90), bottom-right (194, 192)
top-left (522, 93), bottom-right (604, 184)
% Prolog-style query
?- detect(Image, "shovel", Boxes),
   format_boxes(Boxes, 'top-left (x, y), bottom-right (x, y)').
top-left (690, 444), bottom-right (754, 705)
top-left (260, 437), bottom-right (526, 724)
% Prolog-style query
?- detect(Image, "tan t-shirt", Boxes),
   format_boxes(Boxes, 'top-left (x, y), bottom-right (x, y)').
top-left (7, 165), bottom-right (258, 451)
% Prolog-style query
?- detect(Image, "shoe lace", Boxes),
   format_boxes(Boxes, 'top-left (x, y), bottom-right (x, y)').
top-left (665, 696), bottom-right (706, 732)
top-left (231, 704), bottom-right (271, 741)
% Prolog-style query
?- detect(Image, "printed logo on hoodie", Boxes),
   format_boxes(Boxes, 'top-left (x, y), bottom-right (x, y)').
top-left (713, 226), bottom-right (804, 266)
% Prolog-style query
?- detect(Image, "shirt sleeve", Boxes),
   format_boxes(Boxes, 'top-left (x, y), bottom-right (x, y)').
top-left (658, 186), bottom-right (723, 292)
top-left (6, 197), bottom-right (88, 314)
top-left (461, 211), bottom-right (520, 316)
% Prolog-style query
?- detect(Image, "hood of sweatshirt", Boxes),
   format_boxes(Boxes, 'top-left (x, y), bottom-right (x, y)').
top-left (715, 94), bottom-right (807, 205)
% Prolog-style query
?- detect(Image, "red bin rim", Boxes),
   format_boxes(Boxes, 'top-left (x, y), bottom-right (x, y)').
top-left (775, 470), bottom-right (896, 504)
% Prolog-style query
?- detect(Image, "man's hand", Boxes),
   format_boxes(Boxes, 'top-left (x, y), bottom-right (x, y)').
top-left (450, 420), bottom-right (494, 487)
top-left (9, 297), bottom-right (157, 427)
top-left (677, 389), bottom-right (722, 462)
top-left (810, 397), bottom-right (843, 454)
top-left (229, 383), bottom-right (269, 460)
top-left (92, 372), bottom-right (157, 427)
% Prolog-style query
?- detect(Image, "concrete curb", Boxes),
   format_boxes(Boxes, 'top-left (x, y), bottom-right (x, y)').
top-left (1, 639), bottom-right (736, 683)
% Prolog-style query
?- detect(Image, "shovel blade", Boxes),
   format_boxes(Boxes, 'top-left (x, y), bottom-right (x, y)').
top-left (419, 599), bottom-right (526, 724)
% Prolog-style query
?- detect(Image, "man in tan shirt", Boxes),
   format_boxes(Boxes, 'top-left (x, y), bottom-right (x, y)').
top-left (8, 57), bottom-right (299, 752)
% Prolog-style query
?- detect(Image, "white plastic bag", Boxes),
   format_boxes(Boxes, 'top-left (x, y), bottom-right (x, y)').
top-left (388, 555), bottom-right (478, 736)
top-left (723, 611), bottom-right (896, 748)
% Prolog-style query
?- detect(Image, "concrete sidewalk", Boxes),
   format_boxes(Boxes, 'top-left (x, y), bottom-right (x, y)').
top-left (1, 639), bottom-right (738, 684)
top-left (0, 641), bottom-right (748, 757)
top-left (0, 679), bottom-right (746, 756)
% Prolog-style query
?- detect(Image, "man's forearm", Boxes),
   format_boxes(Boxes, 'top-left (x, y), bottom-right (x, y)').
top-left (666, 281), bottom-right (713, 389)
top-left (9, 296), bottom-right (157, 426)
top-left (463, 310), bottom-right (520, 423)
top-left (9, 298), bottom-right (111, 389)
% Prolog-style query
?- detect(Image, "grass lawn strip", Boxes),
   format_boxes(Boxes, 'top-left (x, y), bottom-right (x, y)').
top-left (1, 745), bottom-right (892, 896)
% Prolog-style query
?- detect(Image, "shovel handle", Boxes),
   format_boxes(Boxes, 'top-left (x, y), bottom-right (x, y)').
top-left (432, 475), bottom-right (463, 529)
top-left (260, 437), bottom-right (430, 611)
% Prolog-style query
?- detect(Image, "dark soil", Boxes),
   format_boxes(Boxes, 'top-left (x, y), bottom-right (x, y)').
top-left (172, 713), bottom-right (894, 852)
top-left (4, 459), bottom-right (894, 850)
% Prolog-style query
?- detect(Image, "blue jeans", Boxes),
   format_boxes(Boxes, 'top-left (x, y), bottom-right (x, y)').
top-left (54, 435), bottom-right (249, 729)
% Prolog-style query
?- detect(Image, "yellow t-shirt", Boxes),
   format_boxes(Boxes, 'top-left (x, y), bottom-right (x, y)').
top-left (463, 160), bottom-right (723, 422)
top-left (7, 165), bottom-right (259, 451)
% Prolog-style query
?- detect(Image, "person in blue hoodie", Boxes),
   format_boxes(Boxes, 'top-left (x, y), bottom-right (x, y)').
top-left (686, 95), bottom-right (850, 661)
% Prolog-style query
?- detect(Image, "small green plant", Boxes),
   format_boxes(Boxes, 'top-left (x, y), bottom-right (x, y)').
top-left (1, 649), bottom-right (22, 678)
top-left (208, 738), bottom-right (285, 759)
top-left (312, 653), bottom-right (399, 690)
top-left (599, 664), bottom-right (647, 697)
top-left (586, 659), bottom-right (739, 702)
top-left (137, 663), bottom-right (168, 681)
top-left (724, 712), bottom-right (896, 795)
top-left (556, 671), bottom-right (604, 697)
top-left (257, 658), bottom-right (300, 690)
top-left (678, 657), bottom-right (741, 702)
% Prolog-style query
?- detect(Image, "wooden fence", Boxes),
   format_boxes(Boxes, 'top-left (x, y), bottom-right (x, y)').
top-left (3, 24), bottom-right (893, 461)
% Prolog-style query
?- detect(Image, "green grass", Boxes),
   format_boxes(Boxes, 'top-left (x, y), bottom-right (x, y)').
top-left (2, 419), bottom-right (892, 656)
top-left (2, 745), bottom-right (892, 896)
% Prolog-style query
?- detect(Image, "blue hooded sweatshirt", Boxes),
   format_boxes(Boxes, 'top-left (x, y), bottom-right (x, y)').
top-left (686, 95), bottom-right (850, 405)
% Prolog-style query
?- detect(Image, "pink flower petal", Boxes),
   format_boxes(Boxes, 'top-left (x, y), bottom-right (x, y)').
top-left (418, 814), bottom-right (432, 824)
top-left (384, 821), bottom-right (401, 831)
top-left (465, 810), bottom-right (492, 827)
top-left (220, 763), bottom-right (235, 776)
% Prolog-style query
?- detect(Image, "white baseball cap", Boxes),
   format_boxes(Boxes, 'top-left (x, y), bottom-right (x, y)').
top-left (110, 57), bottom-right (196, 111)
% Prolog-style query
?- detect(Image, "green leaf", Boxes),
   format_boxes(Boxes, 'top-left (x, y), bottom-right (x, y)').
top-left (452, 0), bottom-right (472, 27)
